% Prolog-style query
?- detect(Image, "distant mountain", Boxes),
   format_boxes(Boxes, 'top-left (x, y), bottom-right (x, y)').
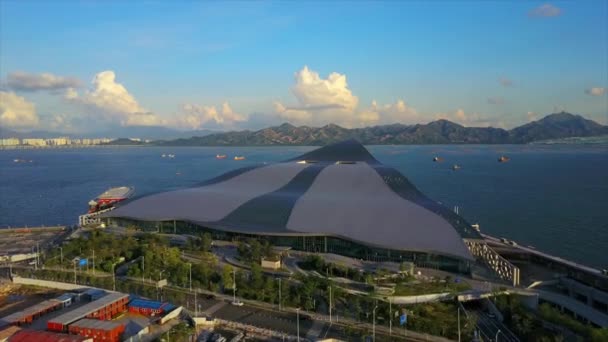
top-left (0, 125), bottom-right (215, 140)
top-left (508, 112), bottom-right (608, 143)
top-left (104, 138), bottom-right (146, 146)
top-left (159, 112), bottom-right (608, 146)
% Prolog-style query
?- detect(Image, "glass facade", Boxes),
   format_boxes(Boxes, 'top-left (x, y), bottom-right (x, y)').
top-left (107, 217), bottom-right (471, 274)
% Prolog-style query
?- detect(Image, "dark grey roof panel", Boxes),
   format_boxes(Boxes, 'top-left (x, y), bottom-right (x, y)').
top-left (288, 139), bottom-right (379, 163)
top-left (373, 165), bottom-right (482, 239)
top-left (107, 163), bottom-right (308, 222)
top-left (286, 163), bottom-right (473, 260)
top-left (219, 163), bottom-right (328, 232)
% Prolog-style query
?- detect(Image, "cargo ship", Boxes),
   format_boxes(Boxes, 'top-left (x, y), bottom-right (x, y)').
top-left (216, 154), bottom-right (227, 159)
top-left (234, 156), bottom-right (246, 161)
top-left (498, 156), bottom-right (510, 163)
top-left (88, 186), bottom-right (134, 213)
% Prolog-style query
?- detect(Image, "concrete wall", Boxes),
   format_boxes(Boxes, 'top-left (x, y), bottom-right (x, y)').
top-left (12, 276), bottom-right (85, 291)
top-left (390, 292), bottom-right (452, 304)
top-left (159, 306), bottom-right (182, 325)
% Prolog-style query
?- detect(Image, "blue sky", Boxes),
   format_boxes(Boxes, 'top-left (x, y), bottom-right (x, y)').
top-left (1, 1), bottom-right (606, 133)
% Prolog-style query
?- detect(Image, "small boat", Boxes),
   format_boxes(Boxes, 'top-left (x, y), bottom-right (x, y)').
top-left (216, 154), bottom-right (227, 159)
top-left (498, 156), bottom-right (510, 163)
top-left (161, 154), bottom-right (166, 158)
top-left (433, 156), bottom-right (443, 162)
top-left (234, 156), bottom-right (246, 161)
top-left (452, 164), bottom-right (461, 171)
top-left (168, 154), bottom-right (175, 158)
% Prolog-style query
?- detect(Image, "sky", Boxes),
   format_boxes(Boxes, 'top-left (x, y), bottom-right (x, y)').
top-left (0, 1), bottom-right (607, 134)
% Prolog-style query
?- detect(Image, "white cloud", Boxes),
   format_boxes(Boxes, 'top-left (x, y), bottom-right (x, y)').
top-left (528, 3), bottom-right (562, 17)
top-left (434, 109), bottom-right (503, 128)
top-left (64, 87), bottom-right (78, 100)
top-left (358, 99), bottom-right (420, 126)
top-left (0, 91), bottom-right (39, 128)
top-left (274, 66), bottom-right (359, 126)
top-left (66, 70), bottom-right (163, 126)
top-left (499, 77), bottom-right (513, 87)
top-left (585, 87), bottom-right (605, 96)
top-left (173, 102), bottom-right (246, 129)
top-left (7, 71), bottom-right (80, 92)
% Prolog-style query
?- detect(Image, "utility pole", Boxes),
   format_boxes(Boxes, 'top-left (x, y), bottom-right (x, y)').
top-left (73, 260), bottom-right (76, 284)
top-left (92, 249), bottom-right (95, 275)
top-left (59, 247), bottom-right (63, 266)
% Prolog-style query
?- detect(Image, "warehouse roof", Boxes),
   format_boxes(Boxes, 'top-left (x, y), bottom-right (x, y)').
top-left (48, 293), bottom-right (128, 326)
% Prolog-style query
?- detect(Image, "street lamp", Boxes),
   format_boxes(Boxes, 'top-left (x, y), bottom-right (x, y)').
top-left (188, 263), bottom-right (192, 292)
top-left (276, 277), bottom-right (282, 311)
top-left (112, 263), bottom-right (116, 291)
top-left (372, 304), bottom-right (379, 342)
top-left (296, 307), bottom-right (300, 342)
top-left (495, 329), bottom-right (502, 341)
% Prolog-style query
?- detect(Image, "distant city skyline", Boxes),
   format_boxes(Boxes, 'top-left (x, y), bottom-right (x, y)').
top-left (1, 1), bottom-right (606, 134)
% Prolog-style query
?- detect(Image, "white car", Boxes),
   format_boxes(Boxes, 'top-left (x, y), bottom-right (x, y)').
top-left (231, 300), bottom-right (244, 307)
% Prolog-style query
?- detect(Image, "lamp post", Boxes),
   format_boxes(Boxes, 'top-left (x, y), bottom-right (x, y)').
top-left (276, 277), bottom-right (282, 311)
top-left (372, 304), bottom-right (378, 342)
top-left (188, 263), bottom-right (192, 292)
top-left (141, 256), bottom-right (145, 284)
top-left (232, 268), bottom-right (237, 304)
top-left (112, 263), bottom-right (116, 291)
top-left (495, 329), bottom-right (502, 342)
top-left (296, 308), bottom-right (300, 342)
top-left (457, 307), bottom-right (461, 342)
top-left (389, 297), bottom-right (392, 336)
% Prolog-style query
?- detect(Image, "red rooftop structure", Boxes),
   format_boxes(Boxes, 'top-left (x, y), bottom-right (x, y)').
top-left (8, 330), bottom-right (92, 342)
top-left (0, 299), bottom-right (63, 326)
top-left (67, 319), bottom-right (124, 342)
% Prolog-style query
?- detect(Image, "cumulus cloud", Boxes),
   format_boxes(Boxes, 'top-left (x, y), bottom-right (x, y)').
top-left (585, 87), bottom-right (605, 96)
top-left (173, 102), bottom-right (246, 129)
top-left (7, 71), bottom-right (80, 92)
top-left (435, 109), bottom-right (503, 128)
top-left (66, 70), bottom-right (163, 126)
top-left (528, 3), bottom-right (562, 17)
top-left (358, 100), bottom-right (420, 126)
top-left (499, 77), bottom-right (513, 87)
top-left (487, 97), bottom-right (505, 105)
top-left (0, 91), bottom-right (39, 128)
top-left (274, 66), bottom-right (359, 126)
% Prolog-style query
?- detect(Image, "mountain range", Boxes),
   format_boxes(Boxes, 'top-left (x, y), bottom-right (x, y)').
top-left (0, 126), bottom-right (215, 140)
top-left (158, 112), bottom-right (608, 146)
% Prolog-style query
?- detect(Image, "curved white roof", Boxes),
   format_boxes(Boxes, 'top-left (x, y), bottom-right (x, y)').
top-left (106, 140), bottom-right (480, 260)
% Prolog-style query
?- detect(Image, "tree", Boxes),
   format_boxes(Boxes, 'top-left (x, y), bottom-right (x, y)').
top-left (222, 265), bottom-right (234, 290)
top-left (200, 233), bottom-right (212, 253)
